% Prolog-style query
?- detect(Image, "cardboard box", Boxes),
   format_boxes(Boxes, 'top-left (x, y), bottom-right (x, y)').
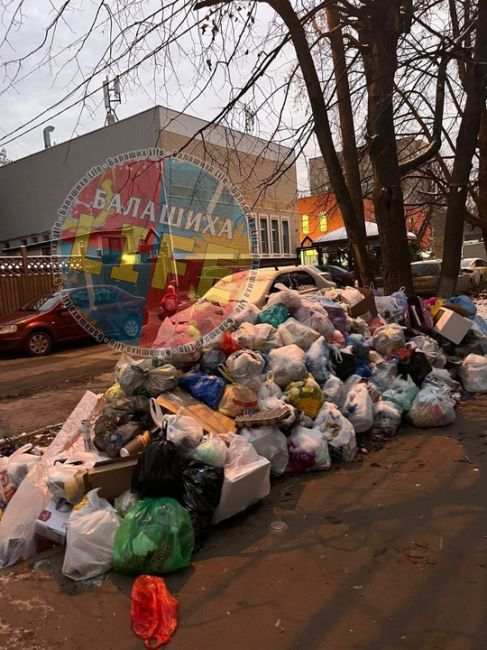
top-left (348, 287), bottom-right (378, 321)
top-left (35, 499), bottom-right (73, 544)
top-left (156, 387), bottom-right (236, 435)
top-left (83, 456), bottom-right (139, 502)
top-left (213, 457), bottom-right (271, 524)
top-left (434, 308), bottom-right (472, 345)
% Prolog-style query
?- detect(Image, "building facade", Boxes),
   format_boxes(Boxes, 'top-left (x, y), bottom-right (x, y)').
top-left (0, 106), bottom-right (299, 265)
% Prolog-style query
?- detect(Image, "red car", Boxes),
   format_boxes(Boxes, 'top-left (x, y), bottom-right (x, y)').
top-left (0, 286), bottom-right (148, 356)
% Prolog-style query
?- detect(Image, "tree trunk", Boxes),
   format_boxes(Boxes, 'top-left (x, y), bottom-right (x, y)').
top-left (360, 2), bottom-right (413, 294)
top-left (478, 107), bottom-right (487, 259)
top-left (265, 0), bottom-right (372, 285)
top-left (438, 2), bottom-right (487, 297)
top-left (325, 5), bottom-right (367, 237)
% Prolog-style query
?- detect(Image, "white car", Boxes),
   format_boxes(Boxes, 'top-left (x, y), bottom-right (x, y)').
top-left (461, 257), bottom-right (487, 287)
top-left (153, 265), bottom-right (335, 348)
top-left (203, 264), bottom-right (335, 309)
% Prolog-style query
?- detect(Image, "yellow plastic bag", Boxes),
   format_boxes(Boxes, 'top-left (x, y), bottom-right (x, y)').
top-left (285, 374), bottom-right (323, 418)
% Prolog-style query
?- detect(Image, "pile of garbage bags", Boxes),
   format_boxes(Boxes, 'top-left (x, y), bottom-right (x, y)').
top-left (0, 284), bottom-right (487, 584)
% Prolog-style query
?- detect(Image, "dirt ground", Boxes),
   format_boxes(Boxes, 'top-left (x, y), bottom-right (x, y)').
top-left (0, 386), bottom-right (486, 650)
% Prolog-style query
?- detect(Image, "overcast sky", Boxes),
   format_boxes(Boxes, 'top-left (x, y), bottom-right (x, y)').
top-left (1, 0), bottom-right (319, 190)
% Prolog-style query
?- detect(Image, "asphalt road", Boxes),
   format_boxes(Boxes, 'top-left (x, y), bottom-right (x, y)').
top-left (0, 342), bottom-right (119, 398)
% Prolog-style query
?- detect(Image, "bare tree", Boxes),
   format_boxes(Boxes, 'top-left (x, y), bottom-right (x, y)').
top-left (438, 0), bottom-right (487, 296)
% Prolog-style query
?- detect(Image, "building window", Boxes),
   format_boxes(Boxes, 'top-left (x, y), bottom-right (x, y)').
top-left (41, 246), bottom-right (50, 256)
top-left (4, 241), bottom-right (9, 249)
top-left (319, 211), bottom-right (328, 232)
top-left (32, 236), bottom-right (39, 244)
top-left (282, 220), bottom-right (290, 254)
top-left (301, 214), bottom-right (310, 234)
top-left (21, 238), bottom-right (27, 246)
top-left (260, 218), bottom-right (269, 254)
top-left (271, 219), bottom-right (280, 254)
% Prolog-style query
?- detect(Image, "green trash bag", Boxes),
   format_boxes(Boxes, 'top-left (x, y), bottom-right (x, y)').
top-left (256, 303), bottom-right (289, 328)
top-left (113, 497), bottom-right (194, 575)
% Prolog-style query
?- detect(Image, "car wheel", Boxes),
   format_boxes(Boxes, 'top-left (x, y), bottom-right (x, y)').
top-left (26, 330), bottom-right (52, 356)
top-left (122, 316), bottom-right (141, 339)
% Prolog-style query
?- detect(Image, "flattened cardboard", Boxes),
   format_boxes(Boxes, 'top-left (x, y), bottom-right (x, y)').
top-left (156, 387), bottom-right (236, 435)
top-left (348, 287), bottom-right (378, 320)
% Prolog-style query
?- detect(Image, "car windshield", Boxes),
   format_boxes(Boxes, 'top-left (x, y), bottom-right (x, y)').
top-left (21, 294), bottom-right (60, 311)
top-left (412, 262), bottom-right (440, 277)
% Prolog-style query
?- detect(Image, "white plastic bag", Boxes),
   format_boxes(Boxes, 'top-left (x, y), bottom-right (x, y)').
top-left (422, 368), bottom-right (461, 399)
top-left (314, 402), bottom-right (357, 461)
top-left (240, 426), bottom-right (289, 475)
top-left (231, 324), bottom-right (257, 350)
top-left (268, 344), bottom-right (307, 387)
top-left (252, 323), bottom-right (280, 351)
top-left (341, 383), bottom-right (374, 433)
top-left (287, 425), bottom-right (331, 471)
top-left (382, 375), bottom-right (419, 413)
top-left (166, 410), bottom-right (204, 449)
top-left (114, 490), bottom-right (140, 518)
top-left (257, 372), bottom-right (283, 405)
top-left (0, 461), bottom-right (50, 567)
top-left (231, 302), bottom-right (260, 326)
top-left (322, 374), bottom-right (345, 409)
top-left (374, 295), bottom-right (402, 321)
top-left (62, 489), bottom-right (121, 581)
top-left (0, 444), bottom-right (41, 508)
top-left (193, 432), bottom-right (228, 467)
top-left (267, 286), bottom-right (302, 312)
top-left (458, 353), bottom-right (487, 394)
top-left (410, 335), bottom-right (446, 369)
top-left (373, 324), bottom-right (405, 355)
top-left (372, 400), bottom-right (402, 437)
top-left (277, 318), bottom-right (320, 350)
top-left (294, 300), bottom-right (335, 341)
top-left (225, 349), bottom-right (265, 391)
top-left (407, 388), bottom-right (456, 428)
top-left (305, 336), bottom-right (331, 384)
top-left (213, 435), bottom-right (270, 524)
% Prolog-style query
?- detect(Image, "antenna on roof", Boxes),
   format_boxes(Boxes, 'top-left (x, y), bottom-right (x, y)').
top-left (103, 76), bottom-right (122, 126)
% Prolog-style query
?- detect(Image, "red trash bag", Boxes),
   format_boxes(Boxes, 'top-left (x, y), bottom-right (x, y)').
top-left (131, 575), bottom-right (179, 648)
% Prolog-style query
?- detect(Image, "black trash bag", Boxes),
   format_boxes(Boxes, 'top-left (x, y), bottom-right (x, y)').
top-left (131, 425), bottom-right (183, 500)
top-left (397, 350), bottom-right (432, 387)
top-left (332, 349), bottom-right (356, 381)
top-left (181, 460), bottom-right (224, 550)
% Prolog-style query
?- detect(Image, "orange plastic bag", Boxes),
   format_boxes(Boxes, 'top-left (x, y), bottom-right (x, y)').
top-left (131, 575), bottom-right (179, 648)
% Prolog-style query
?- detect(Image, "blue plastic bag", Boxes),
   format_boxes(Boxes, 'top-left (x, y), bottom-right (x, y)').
top-left (346, 334), bottom-right (370, 361)
top-left (446, 295), bottom-right (477, 318)
top-left (257, 303), bottom-right (289, 327)
top-left (179, 372), bottom-right (226, 409)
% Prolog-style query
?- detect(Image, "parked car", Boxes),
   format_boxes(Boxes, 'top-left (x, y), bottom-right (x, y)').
top-left (461, 257), bottom-right (487, 286)
top-left (411, 260), bottom-right (475, 296)
top-left (154, 265), bottom-right (335, 347)
top-left (202, 265), bottom-right (335, 309)
top-left (0, 285), bottom-right (148, 356)
top-left (315, 264), bottom-right (355, 287)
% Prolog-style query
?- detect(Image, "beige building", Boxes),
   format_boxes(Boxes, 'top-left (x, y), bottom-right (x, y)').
top-left (0, 106), bottom-right (299, 264)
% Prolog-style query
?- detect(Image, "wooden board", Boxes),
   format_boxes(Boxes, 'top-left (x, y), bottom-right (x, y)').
top-left (156, 387), bottom-right (236, 435)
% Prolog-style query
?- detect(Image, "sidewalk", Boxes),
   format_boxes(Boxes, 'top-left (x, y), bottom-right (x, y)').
top-left (1, 395), bottom-right (486, 650)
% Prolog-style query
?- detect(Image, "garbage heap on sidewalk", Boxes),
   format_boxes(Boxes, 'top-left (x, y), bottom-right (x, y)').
top-left (1, 286), bottom-right (487, 585)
